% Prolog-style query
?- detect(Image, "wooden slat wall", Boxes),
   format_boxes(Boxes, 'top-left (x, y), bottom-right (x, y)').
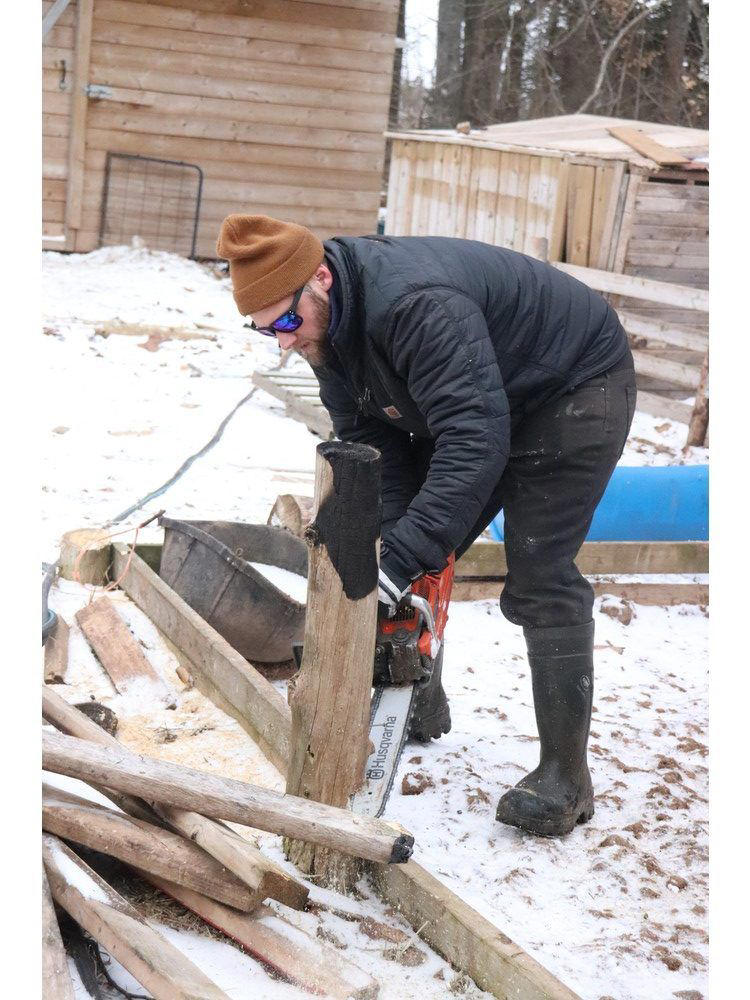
top-left (385, 139), bottom-right (570, 257)
top-left (43, 0), bottom-right (77, 244)
top-left (42, 0), bottom-right (399, 256)
top-left (620, 179), bottom-right (708, 331)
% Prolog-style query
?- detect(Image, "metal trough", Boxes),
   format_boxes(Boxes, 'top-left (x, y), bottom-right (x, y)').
top-left (158, 516), bottom-right (307, 664)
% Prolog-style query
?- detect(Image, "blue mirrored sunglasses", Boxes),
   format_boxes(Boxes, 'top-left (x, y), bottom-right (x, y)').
top-left (246, 287), bottom-right (304, 337)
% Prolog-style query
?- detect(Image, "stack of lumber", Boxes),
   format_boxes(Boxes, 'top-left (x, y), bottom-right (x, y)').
top-left (41, 685), bottom-right (409, 997)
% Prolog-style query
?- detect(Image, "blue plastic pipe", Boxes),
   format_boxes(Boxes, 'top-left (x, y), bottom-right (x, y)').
top-left (488, 465), bottom-right (708, 543)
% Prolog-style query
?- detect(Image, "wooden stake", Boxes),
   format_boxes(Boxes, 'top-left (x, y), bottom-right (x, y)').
top-left (42, 867), bottom-right (75, 1000)
top-left (43, 834), bottom-right (230, 1000)
top-left (686, 352), bottom-right (709, 448)
top-left (285, 441), bottom-right (381, 891)
top-left (140, 875), bottom-right (379, 1000)
top-left (44, 618), bottom-right (70, 684)
top-left (75, 597), bottom-right (176, 708)
top-left (42, 784), bottom-right (262, 912)
top-left (42, 731), bottom-right (414, 866)
top-left (41, 686), bottom-right (309, 911)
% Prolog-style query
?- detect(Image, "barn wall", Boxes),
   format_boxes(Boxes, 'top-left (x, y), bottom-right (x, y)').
top-left (43, 0), bottom-right (78, 244)
top-left (42, 0), bottom-right (399, 256)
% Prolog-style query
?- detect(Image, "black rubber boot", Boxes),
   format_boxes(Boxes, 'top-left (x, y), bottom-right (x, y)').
top-left (409, 645), bottom-right (451, 742)
top-left (496, 620), bottom-right (595, 837)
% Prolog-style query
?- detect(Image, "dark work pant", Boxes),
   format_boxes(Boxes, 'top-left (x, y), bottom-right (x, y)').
top-left (456, 351), bottom-right (637, 629)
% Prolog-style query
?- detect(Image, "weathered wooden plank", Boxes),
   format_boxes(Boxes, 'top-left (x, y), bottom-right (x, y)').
top-left (611, 173), bottom-right (641, 274)
top-left (42, 866), bottom-right (75, 1000)
top-left (371, 861), bottom-right (581, 1000)
top-left (618, 310), bottom-right (707, 352)
top-left (452, 578), bottom-right (709, 606)
top-left (41, 686), bottom-right (308, 911)
top-left (42, 784), bottom-right (263, 911)
top-left (566, 163), bottom-right (595, 265)
top-left (75, 596), bottom-right (176, 708)
top-left (44, 618), bottom-right (70, 684)
top-left (43, 732), bottom-right (414, 865)
top-left (635, 390), bottom-right (693, 424)
top-left (143, 877), bottom-right (379, 1000)
top-left (95, 0), bottom-right (395, 54)
top-left (456, 540), bottom-right (708, 576)
top-left (89, 15), bottom-right (394, 80)
top-left (554, 262), bottom-right (709, 311)
top-left (607, 126), bottom-right (690, 166)
top-left (65, 0), bottom-right (93, 232)
top-left (43, 834), bottom-right (231, 1000)
top-left (686, 353), bottom-right (709, 448)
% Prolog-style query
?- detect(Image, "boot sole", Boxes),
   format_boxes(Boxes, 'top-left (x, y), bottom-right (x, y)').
top-left (496, 797), bottom-right (595, 838)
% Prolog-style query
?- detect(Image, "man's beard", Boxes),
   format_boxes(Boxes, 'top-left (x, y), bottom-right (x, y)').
top-left (298, 284), bottom-right (333, 369)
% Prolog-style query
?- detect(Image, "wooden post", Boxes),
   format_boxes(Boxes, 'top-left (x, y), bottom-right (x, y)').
top-left (284, 441), bottom-right (381, 891)
top-left (65, 0), bottom-right (94, 244)
top-left (686, 352), bottom-right (709, 448)
top-left (44, 618), bottom-right (70, 684)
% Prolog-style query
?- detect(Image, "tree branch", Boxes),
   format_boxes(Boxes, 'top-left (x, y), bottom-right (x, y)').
top-left (575, 2), bottom-right (666, 114)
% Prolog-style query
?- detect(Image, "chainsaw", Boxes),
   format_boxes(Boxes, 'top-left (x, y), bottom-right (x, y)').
top-left (351, 554), bottom-right (455, 818)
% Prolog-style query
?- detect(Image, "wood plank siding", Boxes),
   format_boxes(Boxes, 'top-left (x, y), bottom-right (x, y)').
top-left (43, 0), bottom-right (78, 246)
top-left (43, 0), bottom-right (400, 256)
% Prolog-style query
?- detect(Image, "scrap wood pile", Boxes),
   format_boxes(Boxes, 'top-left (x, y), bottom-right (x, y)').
top-left (41, 596), bottom-right (412, 1000)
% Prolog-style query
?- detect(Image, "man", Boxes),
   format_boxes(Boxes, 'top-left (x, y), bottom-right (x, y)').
top-left (217, 214), bottom-right (636, 838)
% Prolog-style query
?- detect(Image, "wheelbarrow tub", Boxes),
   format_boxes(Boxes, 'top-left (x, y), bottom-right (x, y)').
top-left (158, 516), bottom-right (307, 664)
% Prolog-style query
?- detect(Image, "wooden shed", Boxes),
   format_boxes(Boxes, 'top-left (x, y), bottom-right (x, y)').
top-left (43, 0), bottom-right (400, 258)
top-left (385, 113), bottom-right (708, 290)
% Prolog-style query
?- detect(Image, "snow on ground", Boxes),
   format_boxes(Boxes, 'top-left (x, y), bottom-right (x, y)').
top-left (42, 246), bottom-right (708, 1000)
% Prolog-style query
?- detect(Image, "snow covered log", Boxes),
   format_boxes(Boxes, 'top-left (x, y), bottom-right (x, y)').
top-left (42, 731), bottom-right (414, 865)
top-left (41, 686), bottom-right (309, 911)
top-left (42, 834), bottom-right (230, 1000)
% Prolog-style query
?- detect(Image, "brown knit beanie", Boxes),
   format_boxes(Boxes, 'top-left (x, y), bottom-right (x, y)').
top-left (216, 214), bottom-right (324, 315)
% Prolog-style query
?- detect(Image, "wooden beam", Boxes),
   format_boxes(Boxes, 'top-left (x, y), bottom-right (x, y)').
top-left (44, 618), bottom-right (70, 684)
top-left (607, 126), bottom-right (690, 166)
top-left (64, 0), bottom-right (93, 232)
top-left (452, 578), bottom-right (708, 606)
top-left (41, 686), bottom-right (308, 911)
top-left (141, 876), bottom-right (379, 1000)
top-left (75, 597), bottom-right (176, 708)
top-left (686, 353), bottom-right (709, 448)
top-left (104, 541), bottom-right (586, 1000)
top-left (631, 350), bottom-right (700, 390)
top-left (43, 834), bottom-right (231, 1000)
top-left (618, 310), bottom-right (707, 352)
top-left (456, 540), bottom-right (708, 576)
top-left (42, 867), bottom-right (75, 1000)
top-left (553, 262), bottom-right (709, 311)
top-left (42, 784), bottom-right (263, 912)
top-left (111, 544), bottom-right (291, 773)
top-left (42, 731), bottom-right (414, 866)
top-left (285, 442), bottom-right (380, 891)
top-left (371, 861), bottom-right (581, 1000)
top-left (634, 390), bottom-right (693, 425)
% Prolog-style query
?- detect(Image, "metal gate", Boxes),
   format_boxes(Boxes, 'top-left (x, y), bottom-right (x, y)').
top-left (99, 153), bottom-right (203, 258)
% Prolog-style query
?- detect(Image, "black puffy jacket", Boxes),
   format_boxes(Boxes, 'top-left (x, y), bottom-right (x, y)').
top-left (314, 235), bottom-right (628, 588)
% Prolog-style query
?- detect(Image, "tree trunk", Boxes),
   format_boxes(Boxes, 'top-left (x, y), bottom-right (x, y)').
top-left (662, 0), bottom-right (691, 122)
top-left (499, 4), bottom-right (529, 122)
top-left (432, 0), bottom-right (464, 126)
top-left (284, 441), bottom-right (382, 891)
top-left (459, 0), bottom-right (510, 127)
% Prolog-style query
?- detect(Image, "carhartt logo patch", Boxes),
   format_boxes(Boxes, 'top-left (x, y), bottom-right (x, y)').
top-left (383, 405), bottom-right (402, 419)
